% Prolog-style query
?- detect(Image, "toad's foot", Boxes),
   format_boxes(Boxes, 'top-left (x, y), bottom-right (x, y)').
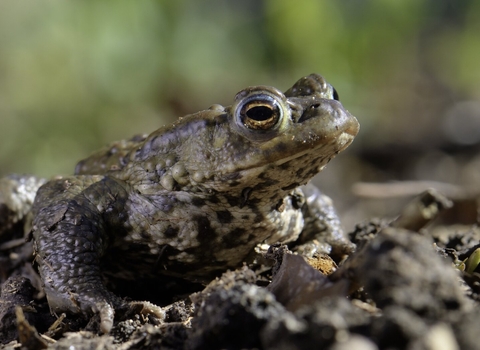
top-left (44, 283), bottom-right (165, 333)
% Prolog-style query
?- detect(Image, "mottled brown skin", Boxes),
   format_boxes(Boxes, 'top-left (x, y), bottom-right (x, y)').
top-left (30, 74), bottom-right (359, 332)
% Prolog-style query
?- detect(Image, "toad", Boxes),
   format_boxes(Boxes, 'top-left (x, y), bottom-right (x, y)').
top-left (5, 74), bottom-right (359, 332)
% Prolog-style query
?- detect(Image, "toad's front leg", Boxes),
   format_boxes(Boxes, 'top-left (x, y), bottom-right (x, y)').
top-left (32, 176), bottom-right (163, 333)
top-left (295, 184), bottom-right (355, 260)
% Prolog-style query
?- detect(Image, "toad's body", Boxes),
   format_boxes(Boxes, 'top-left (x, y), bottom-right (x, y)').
top-left (20, 74), bottom-right (359, 331)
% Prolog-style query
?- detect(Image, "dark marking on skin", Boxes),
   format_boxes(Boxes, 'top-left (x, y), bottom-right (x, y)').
top-left (254, 212), bottom-right (264, 224)
top-left (246, 197), bottom-right (261, 206)
top-left (240, 187), bottom-right (252, 207)
top-left (195, 216), bottom-right (214, 243)
top-left (305, 168), bottom-right (318, 179)
top-left (163, 225), bottom-right (178, 238)
top-left (281, 183), bottom-right (300, 191)
top-left (270, 142), bottom-right (288, 156)
top-left (221, 228), bottom-right (246, 249)
top-left (208, 196), bottom-right (220, 204)
top-left (268, 178), bottom-right (280, 186)
top-left (191, 197), bottom-right (206, 207)
top-left (216, 210), bottom-right (233, 224)
top-left (257, 177), bottom-right (280, 187)
top-left (295, 168), bottom-right (303, 178)
top-left (225, 195), bottom-right (240, 207)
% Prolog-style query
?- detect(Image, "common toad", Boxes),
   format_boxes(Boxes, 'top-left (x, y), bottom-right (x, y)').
top-left (7, 74), bottom-right (359, 332)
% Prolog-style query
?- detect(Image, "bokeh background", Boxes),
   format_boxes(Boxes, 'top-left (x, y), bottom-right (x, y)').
top-left (1, 0), bottom-right (479, 229)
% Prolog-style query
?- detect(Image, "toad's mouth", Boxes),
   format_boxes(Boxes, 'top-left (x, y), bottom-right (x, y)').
top-left (272, 127), bottom-right (357, 168)
top-left (222, 126), bottom-right (357, 185)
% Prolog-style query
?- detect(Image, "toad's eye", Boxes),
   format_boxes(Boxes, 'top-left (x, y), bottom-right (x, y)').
top-left (238, 95), bottom-right (281, 130)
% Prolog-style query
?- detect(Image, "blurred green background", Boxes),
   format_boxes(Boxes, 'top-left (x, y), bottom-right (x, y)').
top-left (1, 0), bottom-right (479, 226)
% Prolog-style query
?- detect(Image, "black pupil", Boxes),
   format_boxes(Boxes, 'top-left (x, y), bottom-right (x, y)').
top-left (246, 106), bottom-right (274, 121)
